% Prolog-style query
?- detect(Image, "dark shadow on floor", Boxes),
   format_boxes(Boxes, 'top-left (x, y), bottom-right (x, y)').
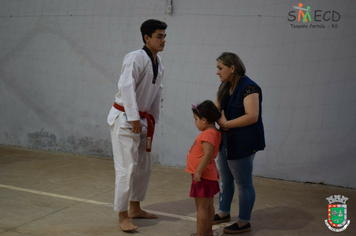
top-left (218, 206), bottom-right (314, 235)
top-left (134, 199), bottom-right (314, 235)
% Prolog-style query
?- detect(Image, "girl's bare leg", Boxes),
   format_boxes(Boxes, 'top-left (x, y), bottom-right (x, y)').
top-left (195, 197), bottom-right (213, 236)
top-left (207, 198), bottom-right (214, 235)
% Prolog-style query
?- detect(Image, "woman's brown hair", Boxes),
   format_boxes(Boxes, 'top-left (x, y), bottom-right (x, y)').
top-left (216, 52), bottom-right (246, 110)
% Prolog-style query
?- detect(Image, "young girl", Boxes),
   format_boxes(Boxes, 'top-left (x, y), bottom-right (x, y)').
top-left (186, 100), bottom-right (222, 236)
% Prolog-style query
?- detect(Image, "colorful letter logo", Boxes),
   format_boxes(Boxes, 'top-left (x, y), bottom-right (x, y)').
top-left (293, 3), bottom-right (312, 22)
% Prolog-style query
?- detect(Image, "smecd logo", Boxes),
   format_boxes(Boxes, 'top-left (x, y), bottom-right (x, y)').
top-left (288, 3), bottom-right (340, 29)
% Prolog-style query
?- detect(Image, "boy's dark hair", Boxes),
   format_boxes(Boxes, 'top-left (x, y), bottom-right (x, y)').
top-left (192, 100), bottom-right (221, 124)
top-left (140, 19), bottom-right (167, 44)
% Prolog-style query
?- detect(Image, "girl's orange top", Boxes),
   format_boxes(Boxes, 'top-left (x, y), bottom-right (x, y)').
top-left (186, 129), bottom-right (221, 181)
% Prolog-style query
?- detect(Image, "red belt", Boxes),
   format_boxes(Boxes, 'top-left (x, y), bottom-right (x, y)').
top-left (113, 103), bottom-right (155, 152)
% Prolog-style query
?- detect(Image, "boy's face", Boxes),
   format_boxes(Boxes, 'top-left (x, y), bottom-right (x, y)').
top-left (144, 29), bottom-right (166, 54)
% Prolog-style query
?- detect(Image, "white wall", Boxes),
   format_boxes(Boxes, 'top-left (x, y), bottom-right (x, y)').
top-left (1, 0), bottom-right (355, 188)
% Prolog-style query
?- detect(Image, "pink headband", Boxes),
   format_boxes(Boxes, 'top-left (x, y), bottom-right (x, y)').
top-left (192, 104), bottom-right (201, 115)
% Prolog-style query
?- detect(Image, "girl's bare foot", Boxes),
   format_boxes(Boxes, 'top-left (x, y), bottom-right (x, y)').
top-left (190, 231), bottom-right (218, 236)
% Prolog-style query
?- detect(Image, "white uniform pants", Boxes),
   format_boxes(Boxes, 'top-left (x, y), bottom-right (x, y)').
top-left (110, 112), bottom-right (151, 212)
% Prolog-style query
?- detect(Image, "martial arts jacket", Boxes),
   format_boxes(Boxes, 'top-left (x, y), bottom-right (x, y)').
top-left (107, 48), bottom-right (164, 127)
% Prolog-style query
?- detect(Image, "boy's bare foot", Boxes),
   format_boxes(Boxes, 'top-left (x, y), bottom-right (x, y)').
top-left (119, 218), bottom-right (138, 232)
top-left (119, 211), bottom-right (138, 232)
top-left (129, 209), bottom-right (158, 219)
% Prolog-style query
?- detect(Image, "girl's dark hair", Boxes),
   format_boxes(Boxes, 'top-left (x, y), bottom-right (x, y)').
top-left (140, 19), bottom-right (167, 44)
top-left (216, 52), bottom-right (246, 110)
top-left (192, 100), bottom-right (221, 124)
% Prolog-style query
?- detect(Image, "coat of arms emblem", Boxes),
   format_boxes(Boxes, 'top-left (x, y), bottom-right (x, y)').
top-left (324, 195), bottom-right (350, 232)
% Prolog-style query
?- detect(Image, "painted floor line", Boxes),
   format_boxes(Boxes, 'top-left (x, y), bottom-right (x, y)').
top-left (0, 184), bottom-right (197, 222)
top-left (0, 184), bottom-right (113, 207)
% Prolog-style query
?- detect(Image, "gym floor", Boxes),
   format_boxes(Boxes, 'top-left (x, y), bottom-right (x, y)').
top-left (0, 145), bottom-right (355, 236)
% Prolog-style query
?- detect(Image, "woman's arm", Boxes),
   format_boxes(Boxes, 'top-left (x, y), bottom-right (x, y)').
top-left (218, 93), bottom-right (260, 129)
top-left (194, 141), bottom-right (214, 182)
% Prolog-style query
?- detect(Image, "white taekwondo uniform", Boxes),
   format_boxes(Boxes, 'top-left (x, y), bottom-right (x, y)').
top-left (107, 47), bottom-right (164, 212)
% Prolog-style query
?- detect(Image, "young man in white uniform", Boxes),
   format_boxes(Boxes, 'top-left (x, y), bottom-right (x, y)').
top-left (107, 19), bottom-right (167, 232)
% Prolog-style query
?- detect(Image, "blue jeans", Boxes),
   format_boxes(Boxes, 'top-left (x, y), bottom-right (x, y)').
top-left (216, 137), bottom-right (256, 223)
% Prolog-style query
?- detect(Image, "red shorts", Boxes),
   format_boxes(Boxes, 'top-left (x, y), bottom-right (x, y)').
top-left (190, 175), bottom-right (220, 198)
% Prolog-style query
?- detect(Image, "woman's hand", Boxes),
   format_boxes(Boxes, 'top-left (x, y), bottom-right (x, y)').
top-left (218, 94), bottom-right (260, 130)
top-left (218, 110), bottom-right (229, 131)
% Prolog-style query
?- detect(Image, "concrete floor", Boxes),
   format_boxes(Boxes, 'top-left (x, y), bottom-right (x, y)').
top-left (0, 145), bottom-right (355, 236)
